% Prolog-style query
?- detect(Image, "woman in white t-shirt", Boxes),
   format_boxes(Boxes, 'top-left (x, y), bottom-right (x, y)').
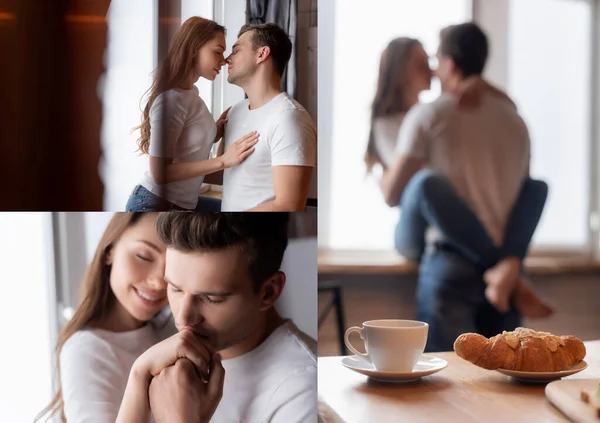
top-left (35, 213), bottom-right (177, 423)
top-left (367, 36), bottom-right (552, 319)
top-left (125, 17), bottom-right (259, 212)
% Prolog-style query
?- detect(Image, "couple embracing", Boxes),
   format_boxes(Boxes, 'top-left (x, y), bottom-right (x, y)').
top-left (125, 17), bottom-right (316, 212)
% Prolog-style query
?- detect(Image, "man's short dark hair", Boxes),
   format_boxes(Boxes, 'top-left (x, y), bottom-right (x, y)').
top-left (156, 213), bottom-right (289, 292)
top-left (439, 22), bottom-right (488, 77)
top-left (238, 23), bottom-right (292, 77)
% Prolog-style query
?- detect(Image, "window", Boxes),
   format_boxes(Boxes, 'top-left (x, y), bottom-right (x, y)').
top-left (0, 213), bottom-right (56, 422)
top-left (507, 0), bottom-right (593, 249)
top-left (319, 0), bottom-right (472, 250)
top-left (100, 0), bottom-right (159, 210)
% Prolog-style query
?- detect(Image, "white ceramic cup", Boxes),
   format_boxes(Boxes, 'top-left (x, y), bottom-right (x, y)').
top-left (344, 319), bottom-right (429, 372)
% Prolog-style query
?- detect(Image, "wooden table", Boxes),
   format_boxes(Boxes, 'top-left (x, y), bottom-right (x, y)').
top-left (204, 189), bottom-right (222, 200)
top-left (318, 340), bottom-right (600, 423)
top-left (318, 249), bottom-right (600, 275)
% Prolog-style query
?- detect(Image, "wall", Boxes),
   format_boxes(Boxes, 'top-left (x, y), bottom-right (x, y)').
top-left (277, 237), bottom-right (318, 339)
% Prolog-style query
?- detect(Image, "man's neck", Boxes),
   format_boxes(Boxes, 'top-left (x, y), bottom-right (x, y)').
top-left (243, 75), bottom-right (284, 110)
top-left (219, 309), bottom-right (286, 360)
top-left (443, 75), bottom-right (465, 94)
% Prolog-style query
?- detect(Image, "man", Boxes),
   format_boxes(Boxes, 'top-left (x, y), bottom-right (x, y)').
top-left (381, 23), bottom-right (530, 352)
top-left (117, 213), bottom-right (317, 423)
top-left (218, 23), bottom-right (317, 211)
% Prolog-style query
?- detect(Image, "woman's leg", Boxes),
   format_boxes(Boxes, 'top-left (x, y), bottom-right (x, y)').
top-left (395, 169), bottom-right (499, 268)
top-left (499, 179), bottom-right (549, 259)
top-left (124, 185), bottom-right (173, 212)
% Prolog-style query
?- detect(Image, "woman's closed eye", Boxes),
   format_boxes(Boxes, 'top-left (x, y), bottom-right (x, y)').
top-left (136, 253), bottom-right (154, 262)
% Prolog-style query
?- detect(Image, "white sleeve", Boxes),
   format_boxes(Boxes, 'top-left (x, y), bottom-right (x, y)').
top-left (60, 333), bottom-right (126, 423)
top-left (269, 110), bottom-right (317, 167)
top-left (267, 367), bottom-right (317, 423)
top-left (148, 92), bottom-right (187, 158)
top-left (394, 103), bottom-right (432, 160)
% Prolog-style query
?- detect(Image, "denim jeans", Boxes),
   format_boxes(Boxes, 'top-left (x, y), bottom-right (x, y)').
top-left (125, 185), bottom-right (222, 212)
top-left (395, 169), bottom-right (548, 269)
top-left (418, 246), bottom-right (522, 352)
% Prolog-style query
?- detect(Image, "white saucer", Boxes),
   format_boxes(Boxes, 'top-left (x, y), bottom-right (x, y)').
top-left (341, 354), bottom-right (448, 383)
top-left (495, 360), bottom-right (588, 383)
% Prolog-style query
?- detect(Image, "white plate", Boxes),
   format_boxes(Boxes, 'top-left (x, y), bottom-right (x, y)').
top-left (341, 354), bottom-right (448, 383)
top-left (495, 360), bottom-right (588, 383)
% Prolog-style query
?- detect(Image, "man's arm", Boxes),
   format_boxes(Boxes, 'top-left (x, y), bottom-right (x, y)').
top-left (380, 155), bottom-right (426, 207)
top-left (249, 109), bottom-right (316, 211)
top-left (250, 165), bottom-right (313, 211)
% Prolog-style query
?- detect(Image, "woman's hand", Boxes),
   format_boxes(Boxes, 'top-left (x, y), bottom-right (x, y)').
top-left (149, 356), bottom-right (225, 423)
top-left (215, 107), bottom-right (231, 142)
top-left (221, 131), bottom-right (260, 168)
top-left (133, 329), bottom-right (215, 382)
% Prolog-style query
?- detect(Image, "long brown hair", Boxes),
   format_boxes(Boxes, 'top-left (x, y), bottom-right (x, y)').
top-left (365, 37), bottom-right (421, 171)
top-left (134, 17), bottom-right (226, 154)
top-left (35, 213), bottom-right (144, 423)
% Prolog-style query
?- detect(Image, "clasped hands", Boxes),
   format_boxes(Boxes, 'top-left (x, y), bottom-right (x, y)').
top-left (137, 329), bottom-right (225, 423)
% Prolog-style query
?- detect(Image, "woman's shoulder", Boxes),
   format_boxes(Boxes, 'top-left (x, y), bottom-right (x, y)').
top-left (60, 329), bottom-right (118, 367)
top-left (373, 113), bottom-right (405, 139)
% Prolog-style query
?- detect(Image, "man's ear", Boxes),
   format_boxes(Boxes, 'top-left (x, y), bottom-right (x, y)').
top-left (258, 271), bottom-right (286, 311)
top-left (448, 58), bottom-right (458, 76)
top-left (256, 46), bottom-right (271, 65)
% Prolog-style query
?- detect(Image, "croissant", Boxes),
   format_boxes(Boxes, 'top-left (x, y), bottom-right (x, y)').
top-left (453, 327), bottom-right (586, 372)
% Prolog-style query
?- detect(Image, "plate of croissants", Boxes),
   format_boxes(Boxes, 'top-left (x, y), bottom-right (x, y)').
top-left (454, 327), bottom-right (587, 383)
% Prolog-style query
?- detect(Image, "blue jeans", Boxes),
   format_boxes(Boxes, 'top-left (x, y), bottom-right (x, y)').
top-left (395, 169), bottom-right (548, 269)
top-left (396, 170), bottom-right (548, 351)
top-left (125, 185), bottom-right (222, 212)
top-left (418, 247), bottom-right (522, 352)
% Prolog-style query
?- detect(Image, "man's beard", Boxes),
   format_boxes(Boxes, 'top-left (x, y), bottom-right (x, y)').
top-left (227, 68), bottom-right (252, 87)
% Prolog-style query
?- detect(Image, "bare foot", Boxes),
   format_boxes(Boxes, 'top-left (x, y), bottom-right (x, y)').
top-left (513, 277), bottom-right (554, 319)
top-left (484, 257), bottom-right (521, 313)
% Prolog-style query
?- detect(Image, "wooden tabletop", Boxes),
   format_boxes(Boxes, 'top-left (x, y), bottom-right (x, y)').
top-left (318, 340), bottom-right (600, 423)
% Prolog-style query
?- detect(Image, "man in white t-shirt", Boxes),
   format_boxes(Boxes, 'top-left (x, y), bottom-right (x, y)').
top-left (117, 213), bottom-right (317, 423)
top-left (214, 23), bottom-right (316, 211)
top-left (380, 23), bottom-right (531, 352)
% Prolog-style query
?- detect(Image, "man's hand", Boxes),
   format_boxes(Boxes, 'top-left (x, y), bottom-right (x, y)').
top-left (134, 329), bottom-right (215, 381)
top-left (149, 355), bottom-right (225, 423)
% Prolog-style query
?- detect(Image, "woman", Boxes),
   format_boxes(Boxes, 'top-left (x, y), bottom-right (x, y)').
top-left (35, 213), bottom-right (177, 423)
top-left (366, 37), bottom-right (553, 319)
top-left (125, 17), bottom-right (259, 212)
